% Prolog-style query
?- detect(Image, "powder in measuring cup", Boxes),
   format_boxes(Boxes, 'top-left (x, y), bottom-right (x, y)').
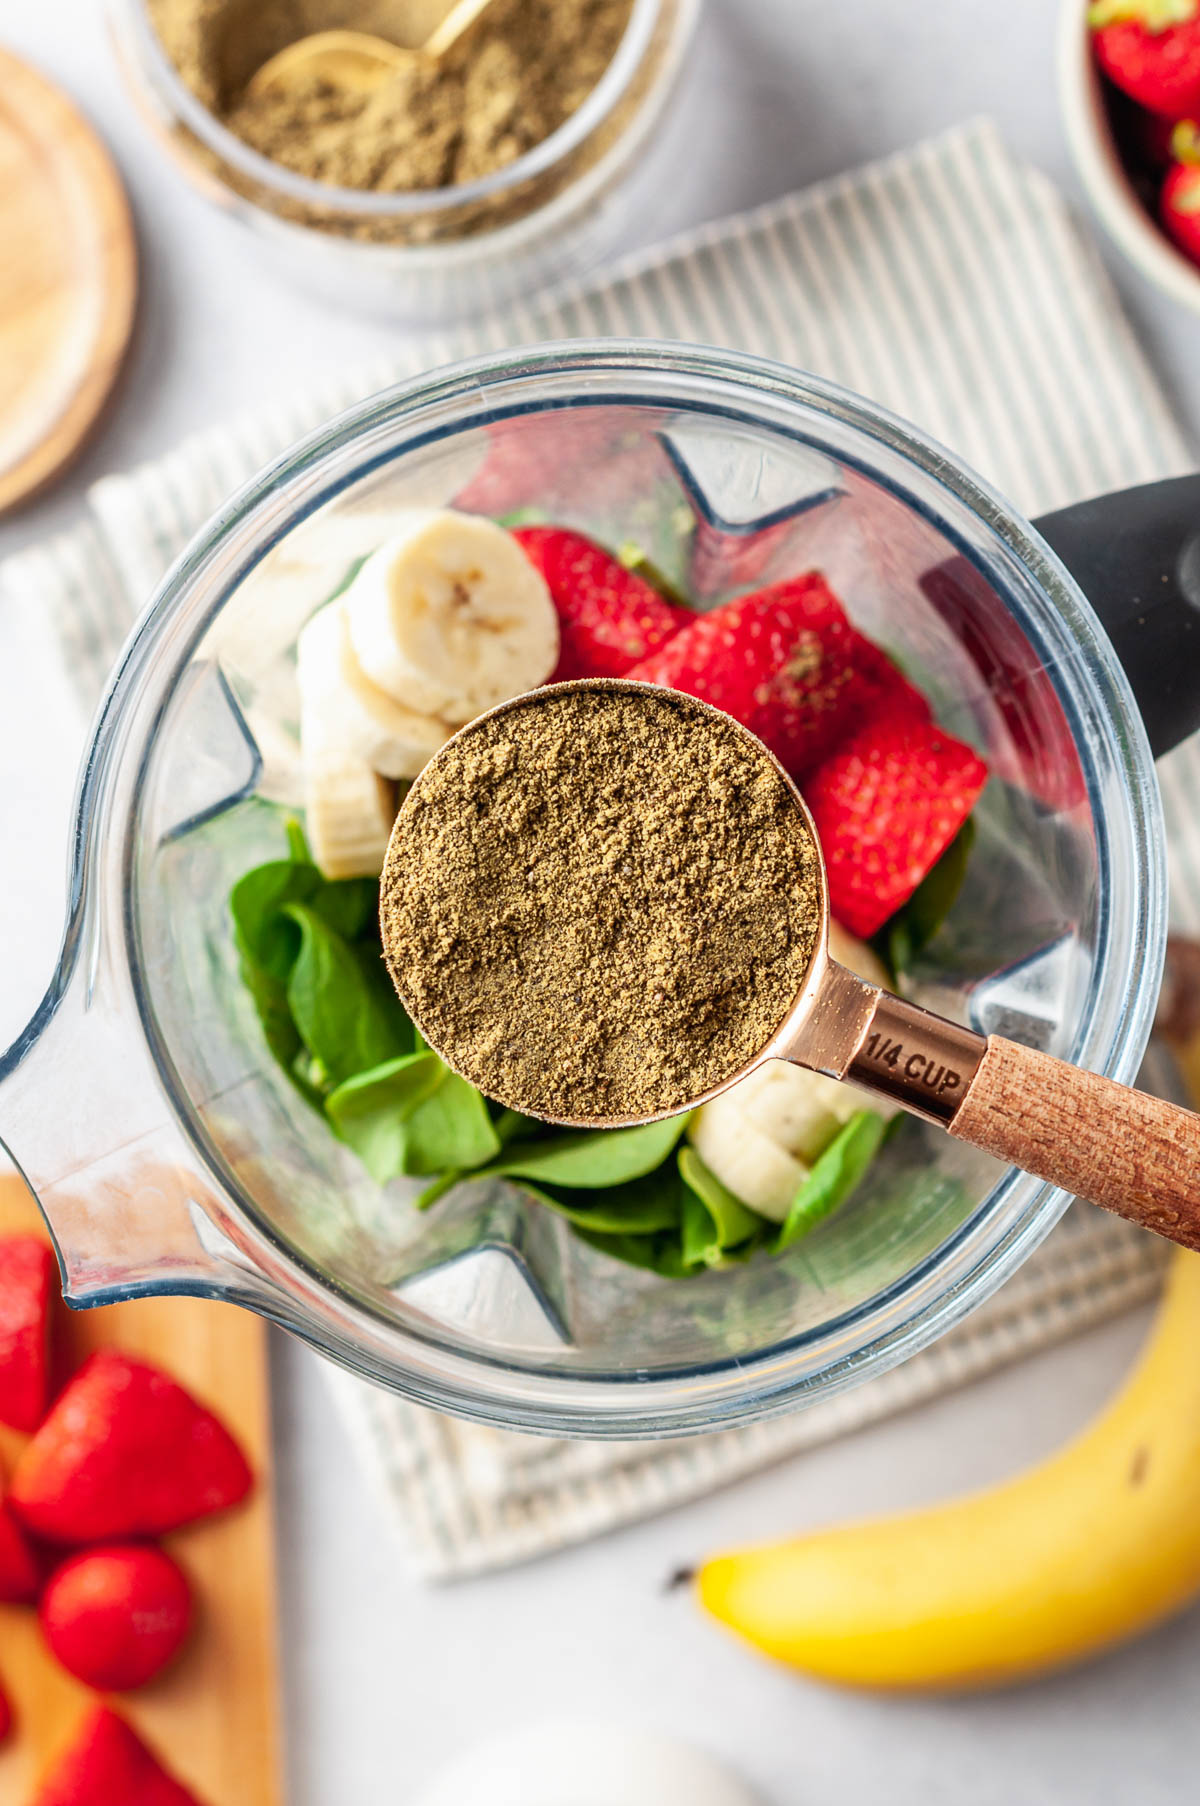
top-left (151, 0), bottom-right (635, 193)
top-left (380, 686), bottom-right (823, 1122)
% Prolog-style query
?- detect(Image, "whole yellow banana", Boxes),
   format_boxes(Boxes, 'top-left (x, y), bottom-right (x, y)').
top-left (698, 1248), bottom-right (1200, 1689)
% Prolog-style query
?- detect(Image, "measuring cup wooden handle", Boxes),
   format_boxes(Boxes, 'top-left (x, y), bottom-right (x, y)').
top-left (826, 978), bottom-right (1200, 1250)
top-left (950, 1037), bottom-right (1200, 1250)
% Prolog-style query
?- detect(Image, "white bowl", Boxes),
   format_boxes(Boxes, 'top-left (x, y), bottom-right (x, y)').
top-left (1058, 0), bottom-right (1200, 314)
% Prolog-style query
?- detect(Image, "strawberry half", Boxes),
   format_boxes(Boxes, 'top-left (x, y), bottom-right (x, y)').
top-left (40, 1545), bottom-right (193, 1691)
top-left (10, 1351), bottom-right (252, 1544)
top-left (852, 636), bottom-right (933, 728)
top-left (33, 1707), bottom-right (205, 1806)
top-left (0, 1492), bottom-right (41, 1602)
top-left (455, 416), bottom-right (669, 519)
top-left (627, 574), bottom-right (920, 779)
top-left (803, 712), bottom-right (989, 939)
top-left (0, 1234), bottom-right (56, 1432)
top-left (513, 526), bottom-right (691, 681)
top-left (1091, 0), bottom-right (1200, 117)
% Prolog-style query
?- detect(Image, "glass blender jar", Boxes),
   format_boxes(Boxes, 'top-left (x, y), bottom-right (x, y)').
top-left (0, 343), bottom-right (1184, 1438)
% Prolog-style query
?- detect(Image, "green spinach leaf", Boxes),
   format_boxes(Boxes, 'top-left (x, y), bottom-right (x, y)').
top-left (517, 1168), bottom-right (685, 1236)
top-left (231, 859), bottom-right (319, 977)
top-left (326, 1052), bottom-right (444, 1180)
top-left (238, 960), bottom-right (323, 1104)
top-left (414, 1169), bottom-right (465, 1210)
top-left (481, 1114), bottom-right (690, 1189)
top-left (283, 904), bottom-right (411, 1087)
top-left (678, 1147), bottom-right (764, 1247)
top-left (310, 876), bottom-right (378, 942)
top-left (770, 1110), bottom-right (885, 1253)
top-left (327, 1055), bottom-right (501, 1182)
top-left (400, 1070), bottom-right (501, 1176)
top-left (490, 1106), bottom-right (548, 1147)
top-left (875, 818), bottom-right (975, 981)
top-left (571, 1226), bottom-right (693, 1279)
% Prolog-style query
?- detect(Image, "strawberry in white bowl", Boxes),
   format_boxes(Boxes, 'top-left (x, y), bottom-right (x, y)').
top-left (1061, 0), bottom-right (1200, 310)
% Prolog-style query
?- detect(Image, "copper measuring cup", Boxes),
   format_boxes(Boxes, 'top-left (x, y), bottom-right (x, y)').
top-left (387, 679), bottom-right (1200, 1253)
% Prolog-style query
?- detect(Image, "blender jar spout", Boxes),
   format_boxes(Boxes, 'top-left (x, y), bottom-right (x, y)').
top-left (0, 966), bottom-right (261, 1311)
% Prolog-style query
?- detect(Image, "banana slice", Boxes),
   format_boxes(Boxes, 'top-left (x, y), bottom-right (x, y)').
top-left (343, 508), bottom-right (559, 723)
top-left (689, 1091), bottom-right (810, 1222)
top-left (740, 1064), bottom-right (845, 1164)
top-left (304, 757), bottom-right (397, 879)
top-left (742, 1060), bottom-right (899, 1151)
top-left (297, 601), bottom-right (451, 781)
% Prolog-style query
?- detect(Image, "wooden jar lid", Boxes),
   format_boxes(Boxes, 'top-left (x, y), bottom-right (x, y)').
top-left (0, 51), bottom-right (137, 516)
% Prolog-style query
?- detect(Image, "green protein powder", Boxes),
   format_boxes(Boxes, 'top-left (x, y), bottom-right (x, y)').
top-left (380, 684), bottom-right (823, 1122)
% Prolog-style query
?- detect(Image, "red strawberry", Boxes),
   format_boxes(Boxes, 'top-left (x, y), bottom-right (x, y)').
top-left (40, 1546), bottom-right (193, 1690)
top-left (454, 420), bottom-right (581, 517)
top-left (1162, 158), bottom-right (1200, 259)
top-left (0, 1492), bottom-right (41, 1602)
top-left (0, 1234), bottom-right (56, 1432)
top-left (513, 526), bottom-right (691, 681)
top-left (0, 1677), bottom-right (12, 1745)
top-left (1091, 0), bottom-right (1200, 117)
top-left (33, 1707), bottom-right (205, 1806)
top-left (852, 637), bottom-right (933, 727)
top-left (627, 574), bottom-right (916, 779)
top-left (10, 1351), bottom-right (252, 1544)
top-left (455, 416), bottom-right (670, 519)
top-left (804, 712), bottom-right (989, 939)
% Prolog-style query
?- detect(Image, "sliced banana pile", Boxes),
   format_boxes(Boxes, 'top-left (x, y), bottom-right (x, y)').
top-left (297, 509), bottom-right (559, 877)
top-left (688, 927), bottom-right (900, 1220)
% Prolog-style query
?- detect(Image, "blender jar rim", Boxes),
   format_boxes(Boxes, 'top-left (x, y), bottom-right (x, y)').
top-left (23, 341), bottom-right (1167, 1437)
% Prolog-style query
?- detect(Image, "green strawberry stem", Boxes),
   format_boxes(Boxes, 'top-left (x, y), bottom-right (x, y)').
top-left (1089, 0), bottom-right (1197, 32)
top-left (1172, 119), bottom-right (1200, 163)
top-left (616, 541), bottom-right (693, 610)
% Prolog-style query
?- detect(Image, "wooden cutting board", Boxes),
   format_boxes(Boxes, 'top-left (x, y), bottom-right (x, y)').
top-left (0, 52), bottom-right (137, 515)
top-left (0, 1171), bottom-right (283, 1805)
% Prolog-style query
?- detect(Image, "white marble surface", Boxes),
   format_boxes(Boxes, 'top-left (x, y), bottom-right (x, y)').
top-left (2, 1), bottom-right (1200, 1800)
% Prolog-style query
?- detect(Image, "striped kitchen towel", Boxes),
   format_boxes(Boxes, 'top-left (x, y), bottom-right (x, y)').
top-left (3, 117), bottom-right (1195, 1578)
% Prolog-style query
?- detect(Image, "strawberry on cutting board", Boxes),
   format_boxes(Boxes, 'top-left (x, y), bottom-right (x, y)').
top-left (10, 1351), bottom-right (252, 1544)
top-left (0, 1233), bottom-right (55, 1432)
top-left (513, 525), bottom-right (691, 681)
top-left (627, 574), bottom-right (924, 779)
top-left (32, 1707), bottom-right (206, 1806)
top-left (804, 711), bottom-right (988, 939)
top-left (1091, 0), bottom-right (1200, 117)
top-left (40, 1545), bottom-right (193, 1691)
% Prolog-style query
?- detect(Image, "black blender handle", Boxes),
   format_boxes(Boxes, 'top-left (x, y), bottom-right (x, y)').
top-left (1031, 474), bottom-right (1200, 759)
